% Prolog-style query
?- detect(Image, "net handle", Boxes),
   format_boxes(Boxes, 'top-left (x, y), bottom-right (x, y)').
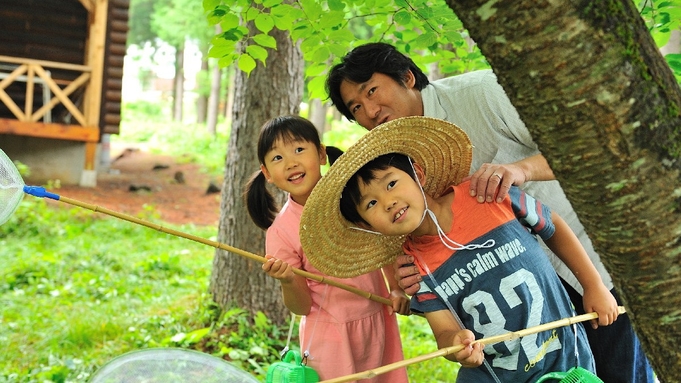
top-left (22, 186), bottom-right (392, 307)
top-left (319, 306), bottom-right (627, 383)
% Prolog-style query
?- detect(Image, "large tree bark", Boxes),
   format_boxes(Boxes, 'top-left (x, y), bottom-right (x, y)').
top-left (209, 26), bottom-right (304, 325)
top-left (447, 0), bottom-right (681, 380)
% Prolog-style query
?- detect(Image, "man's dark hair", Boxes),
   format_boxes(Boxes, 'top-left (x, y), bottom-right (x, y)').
top-left (340, 153), bottom-right (416, 226)
top-left (326, 43), bottom-right (430, 121)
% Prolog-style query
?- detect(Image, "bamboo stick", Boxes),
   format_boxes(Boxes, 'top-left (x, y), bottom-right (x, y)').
top-left (48, 193), bottom-right (392, 307)
top-left (320, 306), bottom-right (627, 383)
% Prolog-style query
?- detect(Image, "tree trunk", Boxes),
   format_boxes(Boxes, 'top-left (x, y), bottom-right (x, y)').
top-left (196, 58), bottom-right (209, 124)
top-left (661, 29), bottom-right (680, 56)
top-left (206, 25), bottom-right (224, 135)
top-left (173, 43), bottom-right (185, 122)
top-left (209, 26), bottom-right (304, 325)
top-left (206, 62), bottom-right (222, 136)
top-left (447, 0), bottom-right (681, 380)
top-left (308, 98), bottom-right (328, 135)
top-left (223, 67), bottom-right (235, 121)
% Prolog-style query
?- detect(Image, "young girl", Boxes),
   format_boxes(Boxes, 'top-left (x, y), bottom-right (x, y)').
top-left (244, 115), bottom-right (409, 382)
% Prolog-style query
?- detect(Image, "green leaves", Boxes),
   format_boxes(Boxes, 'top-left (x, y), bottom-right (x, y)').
top-left (254, 13), bottom-right (275, 32)
top-left (640, 1), bottom-right (681, 44)
top-left (238, 53), bottom-right (257, 73)
top-left (252, 33), bottom-right (277, 48)
top-left (203, 0), bottom-right (486, 91)
top-left (666, 53), bottom-right (681, 83)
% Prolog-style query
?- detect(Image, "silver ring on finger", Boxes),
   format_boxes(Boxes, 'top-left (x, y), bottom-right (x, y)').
top-left (492, 173), bottom-right (502, 180)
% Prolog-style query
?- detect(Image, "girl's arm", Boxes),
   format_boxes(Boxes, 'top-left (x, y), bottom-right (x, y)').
top-left (263, 255), bottom-right (312, 315)
top-left (381, 265), bottom-right (410, 315)
top-left (425, 310), bottom-right (484, 366)
top-left (543, 213), bottom-right (619, 328)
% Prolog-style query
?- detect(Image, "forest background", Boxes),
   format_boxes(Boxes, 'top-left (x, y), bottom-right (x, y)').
top-left (2, 0), bottom-right (681, 382)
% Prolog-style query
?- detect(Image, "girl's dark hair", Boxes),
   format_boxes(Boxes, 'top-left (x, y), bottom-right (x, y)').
top-left (326, 42), bottom-right (430, 121)
top-left (340, 153), bottom-right (415, 226)
top-left (245, 115), bottom-right (342, 230)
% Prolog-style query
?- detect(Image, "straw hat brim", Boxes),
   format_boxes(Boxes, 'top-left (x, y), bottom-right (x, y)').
top-left (300, 116), bottom-right (472, 278)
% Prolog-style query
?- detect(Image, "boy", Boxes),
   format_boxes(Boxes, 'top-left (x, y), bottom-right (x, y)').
top-left (300, 116), bottom-right (619, 382)
top-left (325, 43), bottom-right (653, 382)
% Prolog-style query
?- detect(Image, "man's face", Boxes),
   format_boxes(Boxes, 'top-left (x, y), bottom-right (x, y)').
top-left (339, 71), bottom-right (423, 130)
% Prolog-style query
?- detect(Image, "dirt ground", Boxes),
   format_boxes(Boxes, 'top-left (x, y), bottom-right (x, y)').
top-left (57, 144), bottom-right (222, 226)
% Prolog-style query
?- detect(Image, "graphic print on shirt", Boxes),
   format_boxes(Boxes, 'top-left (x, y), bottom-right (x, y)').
top-left (461, 269), bottom-right (561, 371)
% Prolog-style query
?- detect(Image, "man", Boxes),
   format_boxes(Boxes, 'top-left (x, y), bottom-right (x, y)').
top-left (325, 42), bottom-right (654, 383)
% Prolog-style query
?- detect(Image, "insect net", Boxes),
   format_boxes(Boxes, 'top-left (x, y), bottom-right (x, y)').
top-left (0, 149), bottom-right (25, 225)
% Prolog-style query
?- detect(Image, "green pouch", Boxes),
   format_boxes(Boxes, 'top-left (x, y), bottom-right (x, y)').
top-left (266, 350), bottom-right (320, 383)
top-left (535, 366), bottom-right (604, 383)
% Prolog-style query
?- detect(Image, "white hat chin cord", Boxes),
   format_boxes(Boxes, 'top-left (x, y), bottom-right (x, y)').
top-left (411, 158), bottom-right (494, 251)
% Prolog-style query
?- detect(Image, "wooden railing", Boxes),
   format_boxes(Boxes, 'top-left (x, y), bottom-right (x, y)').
top-left (0, 55), bottom-right (93, 127)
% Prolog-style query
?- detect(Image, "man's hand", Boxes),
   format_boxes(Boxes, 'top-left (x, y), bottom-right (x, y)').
top-left (467, 163), bottom-right (525, 204)
top-left (468, 154), bottom-right (555, 204)
top-left (393, 255), bottom-right (422, 295)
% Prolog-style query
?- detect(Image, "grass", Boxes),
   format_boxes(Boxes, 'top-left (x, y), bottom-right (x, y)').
top-left (0, 197), bottom-right (220, 381)
top-left (0, 101), bottom-right (459, 382)
top-left (0, 200), bottom-right (457, 382)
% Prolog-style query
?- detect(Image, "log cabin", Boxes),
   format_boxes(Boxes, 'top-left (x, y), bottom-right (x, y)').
top-left (0, 0), bottom-right (129, 186)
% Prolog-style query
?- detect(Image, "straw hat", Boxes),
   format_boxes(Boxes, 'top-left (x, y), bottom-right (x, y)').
top-left (300, 116), bottom-right (472, 278)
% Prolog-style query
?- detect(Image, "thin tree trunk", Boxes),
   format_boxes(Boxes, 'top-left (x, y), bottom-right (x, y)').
top-left (206, 62), bottom-right (222, 135)
top-left (173, 43), bottom-right (185, 122)
top-left (196, 58), bottom-right (209, 124)
top-left (447, 0), bottom-right (681, 380)
top-left (661, 29), bottom-right (680, 56)
top-left (224, 67), bottom-right (234, 121)
top-left (206, 25), bottom-right (223, 135)
top-left (308, 98), bottom-right (327, 136)
top-left (210, 25), bottom-right (303, 325)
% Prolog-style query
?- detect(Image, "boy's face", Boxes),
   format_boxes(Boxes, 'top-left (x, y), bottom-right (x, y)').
top-left (355, 165), bottom-right (426, 236)
top-left (339, 71), bottom-right (423, 130)
top-left (260, 138), bottom-right (326, 205)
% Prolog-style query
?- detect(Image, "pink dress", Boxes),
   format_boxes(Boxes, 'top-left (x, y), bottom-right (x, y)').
top-left (267, 195), bottom-right (408, 383)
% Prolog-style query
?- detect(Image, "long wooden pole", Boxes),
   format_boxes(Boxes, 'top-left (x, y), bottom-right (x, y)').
top-left (28, 190), bottom-right (391, 307)
top-left (320, 306), bottom-right (627, 383)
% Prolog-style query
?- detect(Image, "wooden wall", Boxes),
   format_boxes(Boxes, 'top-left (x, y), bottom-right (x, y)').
top-left (101, 0), bottom-right (129, 135)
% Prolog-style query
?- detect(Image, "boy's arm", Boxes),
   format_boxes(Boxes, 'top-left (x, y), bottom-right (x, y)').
top-left (262, 255), bottom-right (312, 315)
top-left (382, 265), bottom-right (411, 315)
top-left (543, 213), bottom-right (619, 328)
top-left (425, 310), bottom-right (484, 367)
